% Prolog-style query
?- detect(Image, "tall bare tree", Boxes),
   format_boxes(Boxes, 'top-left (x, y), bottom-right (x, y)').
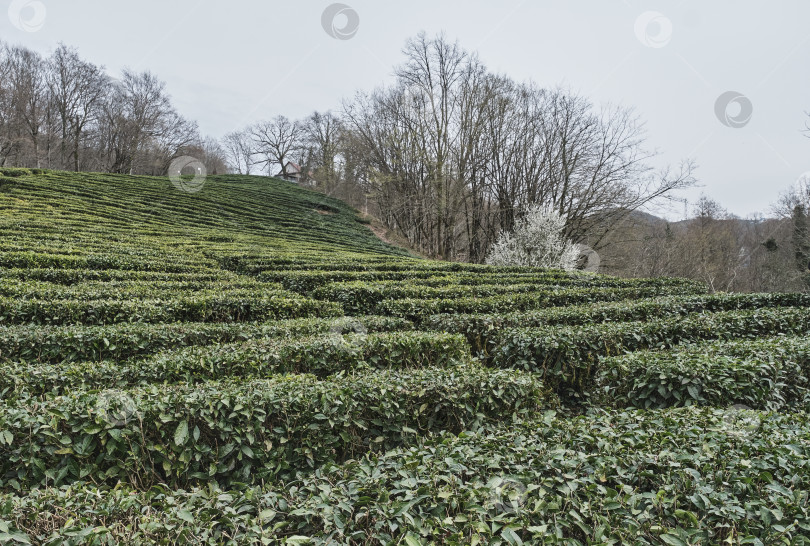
top-left (3, 45), bottom-right (47, 167)
top-left (249, 115), bottom-right (302, 177)
top-left (46, 44), bottom-right (106, 171)
top-left (340, 33), bottom-right (696, 262)
top-left (300, 110), bottom-right (343, 191)
top-left (98, 69), bottom-right (196, 174)
top-left (222, 129), bottom-right (255, 174)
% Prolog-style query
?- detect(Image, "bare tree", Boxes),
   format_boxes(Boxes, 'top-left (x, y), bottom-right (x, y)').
top-left (773, 174), bottom-right (810, 219)
top-left (300, 110), bottom-right (342, 191)
top-left (222, 129), bottom-right (255, 174)
top-left (183, 136), bottom-right (229, 175)
top-left (3, 45), bottom-right (47, 167)
top-left (531, 89), bottom-right (696, 250)
top-left (46, 44), bottom-right (106, 171)
top-left (98, 69), bottom-right (196, 174)
top-left (249, 115), bottom-right (302, 177)
top-left (148, 109), bottom-right (199, 175)
top-left (0, 41), bottom-right (17, 165)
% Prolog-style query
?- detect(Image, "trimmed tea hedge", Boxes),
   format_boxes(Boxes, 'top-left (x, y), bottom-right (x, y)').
top-left (491, 307), bottom-right (810, 401)
top-left (0, 331), bottom-right (471, 398)
top-left (376, 285), bottom-right (707, 323)
top-left (0, 316), bottom-right (411, 364)
top-left (593, 336), bottom-right (810, 410)
top-left (3, 408), bottom-right (809, 544)
top-left (0, 293), bottom-right (342, 325)
top-left (428, 292), bottom-right (810, 353)
top-left (0, 365), bottom-right (554, 490)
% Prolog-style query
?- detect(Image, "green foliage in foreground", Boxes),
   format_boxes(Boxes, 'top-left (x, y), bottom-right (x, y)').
top-left (3, 408), bottom-right (809, 545)
top-left (0, 364), bottom-right (553, 491)
top-left (3, 170), bottom-right (810, 544)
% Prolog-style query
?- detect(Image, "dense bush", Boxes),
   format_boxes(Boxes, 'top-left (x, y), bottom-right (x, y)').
top-left (0, 365), bottom-right (554, 490)
top-left (0, 331), bottom-right (470, 398)
top-left (491, 307), bottom-right (810, 401)
top-left (3, 408), bottom-right (809, 544)
top-left (594, 336), bottom-right (810, 410)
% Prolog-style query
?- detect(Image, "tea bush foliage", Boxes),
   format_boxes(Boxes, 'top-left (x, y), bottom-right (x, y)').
top-left (0, 170), bottom-right (808, 543)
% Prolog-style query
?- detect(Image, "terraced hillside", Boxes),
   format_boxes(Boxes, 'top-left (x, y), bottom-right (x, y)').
top-left (1, 168), bottom-right (809, 544)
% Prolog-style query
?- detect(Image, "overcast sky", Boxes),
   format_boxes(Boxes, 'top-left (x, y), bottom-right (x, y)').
top-left (3, 0), bottom-right (809, 219)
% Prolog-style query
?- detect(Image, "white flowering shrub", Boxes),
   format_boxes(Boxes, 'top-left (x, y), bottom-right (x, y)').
top-left (486, 205), bottom-right (580, 270)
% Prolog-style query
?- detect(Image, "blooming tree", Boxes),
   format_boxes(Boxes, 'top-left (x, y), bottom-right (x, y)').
top-left (486, 205), bottom-right (580, 270)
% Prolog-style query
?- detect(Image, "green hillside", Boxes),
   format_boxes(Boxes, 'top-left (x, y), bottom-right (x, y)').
top-left (1, 169), bottom-right (809, 544)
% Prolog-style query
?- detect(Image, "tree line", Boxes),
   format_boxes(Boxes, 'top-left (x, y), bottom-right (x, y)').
top-left (0, 41), bottom-right (227, 175)
top-left (225, 33), bottom-right (698, 262)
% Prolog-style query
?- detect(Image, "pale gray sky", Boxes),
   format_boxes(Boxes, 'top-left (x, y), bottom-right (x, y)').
top-left (3, 0), bottom-right (809, 218)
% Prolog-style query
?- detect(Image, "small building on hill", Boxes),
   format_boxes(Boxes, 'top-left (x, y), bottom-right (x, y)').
top-left (275, 161), bottom-right (302, 183)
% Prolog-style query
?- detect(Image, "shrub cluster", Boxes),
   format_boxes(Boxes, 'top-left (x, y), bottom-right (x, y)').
top-left (3, 408), bottom-right (808, 544)
top-left (0, 364), bottom-right (554, 490)
top-left (1, 331), bottom-right (470, 398)
top-left (490, 307), bottom-right (810, 401)
top-left (594, 335), bottom-right (810, 410)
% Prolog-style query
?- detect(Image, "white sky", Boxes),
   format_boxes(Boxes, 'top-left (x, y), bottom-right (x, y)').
top-left (2, 0), bottom-right (809, 219)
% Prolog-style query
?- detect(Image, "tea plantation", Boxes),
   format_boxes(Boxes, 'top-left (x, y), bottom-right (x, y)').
top-left (1, 168), bottom-right (809, 545)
